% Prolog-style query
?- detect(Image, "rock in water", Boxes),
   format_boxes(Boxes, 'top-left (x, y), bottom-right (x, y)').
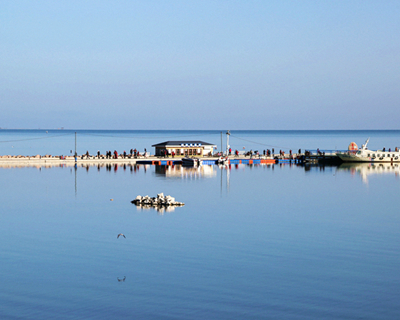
top-left (131, 193), bottom-right (184, 207)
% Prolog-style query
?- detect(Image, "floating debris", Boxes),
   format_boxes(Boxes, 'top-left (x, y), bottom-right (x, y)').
top-left (131, 193), bottom-right (184, 207)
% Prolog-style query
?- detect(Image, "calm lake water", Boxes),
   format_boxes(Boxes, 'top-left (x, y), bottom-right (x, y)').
top-left (1, 130), bottom-right (400, 319)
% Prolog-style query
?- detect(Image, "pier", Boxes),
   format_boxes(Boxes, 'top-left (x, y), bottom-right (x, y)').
top-left (0, 150), bottom-right (343, 167)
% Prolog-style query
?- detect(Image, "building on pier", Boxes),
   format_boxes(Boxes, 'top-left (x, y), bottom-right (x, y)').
top-left (152, 141), bottom-right (217, 157)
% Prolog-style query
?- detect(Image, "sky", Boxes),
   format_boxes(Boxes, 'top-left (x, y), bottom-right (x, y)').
top-left (1, 0), bottom-right (399, 130)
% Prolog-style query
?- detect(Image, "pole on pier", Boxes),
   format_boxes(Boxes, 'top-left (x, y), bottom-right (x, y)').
top-left (226, 130), bottom-right (230, 156)
top-left (75, 132), bottom-right (77, 163)
top-left (220, 132), bottom-right (223, 155)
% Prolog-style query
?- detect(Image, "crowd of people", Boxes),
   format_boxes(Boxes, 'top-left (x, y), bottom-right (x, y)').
top-left (81, 148), bottom-right (148, 159)
top-left (79, 147), bottom-right (305, 160)
top-left (231, 148), bottom-right (301, 159)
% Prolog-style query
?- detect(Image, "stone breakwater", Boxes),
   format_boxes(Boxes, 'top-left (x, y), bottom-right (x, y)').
top-left (131, 193), bottom-right (185, 207)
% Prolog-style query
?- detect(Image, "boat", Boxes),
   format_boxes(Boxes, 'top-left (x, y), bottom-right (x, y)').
top-left (181, 157), bottom-right (203, 167)
top-left (336, 138), bottom-right (400, 162)
top-left (217, 156), bottom-right (229, 165)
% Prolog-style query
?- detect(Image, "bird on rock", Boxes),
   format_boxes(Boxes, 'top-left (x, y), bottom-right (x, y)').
top-left (117, 233), bottom-right (126, 239)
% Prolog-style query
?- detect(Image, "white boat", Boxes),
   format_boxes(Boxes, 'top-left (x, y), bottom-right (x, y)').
top-left (336, 138), bottom-right (400, 162)
top-left (181, 157), bottom-right (203, 166)
top-left (217, 156), bottom-right (229, 165)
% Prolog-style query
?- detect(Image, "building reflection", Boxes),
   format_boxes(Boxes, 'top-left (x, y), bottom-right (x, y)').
top-left (154, 164), bottom-right (216, 179)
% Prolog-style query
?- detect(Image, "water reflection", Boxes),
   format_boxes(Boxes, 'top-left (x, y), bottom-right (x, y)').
top-left (338, 162), bottom-right (400, 184)
top-left (3, 161), bottom-right (399, 189)
top-left (154, 164), bottom-right (216, 179)
top-left (0, 162), bottom-right (151, 172)
top-left (133, 204), bottom-right (181, 215)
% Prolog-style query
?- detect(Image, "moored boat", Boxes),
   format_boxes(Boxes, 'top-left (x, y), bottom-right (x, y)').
top-left (217, 156), bottom-right (229, 165)
top-left (336, 138), bottom-right (400, 162)
top-left (181, 157), bottom-right (203, 166)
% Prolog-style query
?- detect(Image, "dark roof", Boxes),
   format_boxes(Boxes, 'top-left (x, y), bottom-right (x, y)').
top-left (152, 141), bottom-right (216, 147)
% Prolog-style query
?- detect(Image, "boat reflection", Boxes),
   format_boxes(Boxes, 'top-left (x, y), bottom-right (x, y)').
top-left (338, 162), bottom-right (400, 184)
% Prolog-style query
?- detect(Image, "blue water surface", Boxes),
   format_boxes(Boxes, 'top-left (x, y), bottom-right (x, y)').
top-left (0, 130), bottom-right (400, 319)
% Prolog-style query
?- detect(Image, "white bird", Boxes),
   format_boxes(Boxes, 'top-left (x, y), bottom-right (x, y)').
top-left (117, 233), bottom-right (126, 239)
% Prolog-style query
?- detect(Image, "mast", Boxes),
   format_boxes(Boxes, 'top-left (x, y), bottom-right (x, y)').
top-left (75, 132), bottom-right (77, 162)
top-left (220, 132), bottom-right (223, 154)
top-left (364, 138), bottom-right (370, 149)
top-left (226, 130), bottom-right (230, 156)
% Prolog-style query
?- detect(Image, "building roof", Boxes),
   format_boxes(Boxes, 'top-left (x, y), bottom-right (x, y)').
top-left (152, 141), bottom-right (216, 147)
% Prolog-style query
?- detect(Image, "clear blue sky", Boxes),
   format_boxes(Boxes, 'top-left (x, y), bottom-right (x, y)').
top-left (1, 0), bottom-right (399, 130)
